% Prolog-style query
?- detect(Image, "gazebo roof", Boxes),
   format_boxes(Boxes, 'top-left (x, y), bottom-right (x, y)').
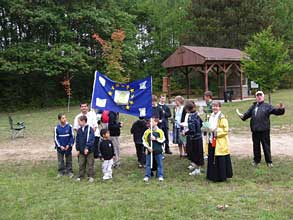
top-left (162, 46), bottom-right (244, 69)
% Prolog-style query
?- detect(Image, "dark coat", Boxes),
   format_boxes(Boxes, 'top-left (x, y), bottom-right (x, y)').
top-left (130, 119), bottom-right (148, 144)
top-left (108, 111), bottom-right (121, 136)
top-left (158, 103), bottom-right (171, 128)
top-left (76, 125), bottom-right (95, 154)
top-left (242, 101), bottom-right (285, 132)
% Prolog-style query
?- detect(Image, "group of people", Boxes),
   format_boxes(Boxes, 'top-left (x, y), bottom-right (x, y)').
top-left (54, 90), bottom-right (285, 183)
top-left (54, 102), bottom-right (123, 182)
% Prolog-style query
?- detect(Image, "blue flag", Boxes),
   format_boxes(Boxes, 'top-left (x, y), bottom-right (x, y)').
top-left (91, 71), bottom-right (152, 118)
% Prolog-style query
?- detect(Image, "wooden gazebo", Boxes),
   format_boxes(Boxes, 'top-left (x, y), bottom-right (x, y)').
top-left (161, 46), bottom-right (247, 100)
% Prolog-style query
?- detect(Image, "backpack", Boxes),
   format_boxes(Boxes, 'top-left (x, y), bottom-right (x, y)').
top-left (101, 110), bottom-right (110, 123)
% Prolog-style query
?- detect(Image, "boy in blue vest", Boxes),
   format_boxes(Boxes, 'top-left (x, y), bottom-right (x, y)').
top-left (76, 115), bottom-right (95, 183)
top-left (54, 113), bottom-right (74, 178)
top-left (143, 117), bottom-right (165, 182)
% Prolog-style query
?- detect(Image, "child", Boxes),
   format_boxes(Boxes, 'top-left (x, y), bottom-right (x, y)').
top-left (130, 117), bottom-right (148, 168)
top-left (143, 118), bottom-right (165, 182)
top-left (76, 115), bottom-right (95, 183)
top-left (184, 101), bottom-right (204, 176)
top-left (54, 113), bottom-right (74, 178)
top-left (99, 128), bottom-right (115, 180)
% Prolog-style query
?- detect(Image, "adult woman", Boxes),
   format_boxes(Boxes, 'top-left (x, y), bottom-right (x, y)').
top-left (173, 96), bottom-right (187, 158)
top-left (184, 101), bottom-right (204, 176)
top-left (206, 101), bottom-right (233, 182)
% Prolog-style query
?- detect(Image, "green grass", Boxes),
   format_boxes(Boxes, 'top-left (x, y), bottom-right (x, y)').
top-left (0, 89), bottom-right (292, 143)
top-left (0, 156), bottom-right (292, 220)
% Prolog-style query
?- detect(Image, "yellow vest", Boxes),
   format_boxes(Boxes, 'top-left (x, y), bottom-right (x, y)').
top-left (215, 114), bottom-right (230, 156)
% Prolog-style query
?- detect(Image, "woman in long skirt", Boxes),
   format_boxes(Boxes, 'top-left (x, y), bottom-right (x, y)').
top-left (184, 101), bottom-right (204, 176)
top-left (206, 101), bottom-right (233, 182)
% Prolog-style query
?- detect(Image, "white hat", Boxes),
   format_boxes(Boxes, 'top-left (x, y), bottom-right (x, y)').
top-left (255, 91), bottom-right (264, 96)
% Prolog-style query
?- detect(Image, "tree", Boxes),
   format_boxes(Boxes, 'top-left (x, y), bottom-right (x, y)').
top-left (242, 27), bottom-right (292, 103)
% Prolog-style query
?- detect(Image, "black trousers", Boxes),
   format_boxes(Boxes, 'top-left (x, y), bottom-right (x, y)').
top-left (135, 143), bottom-right (146, 165)
top-left (162, 127), bottom-right (170, 152)
top-left (252, 130), bottom-right (272, 164)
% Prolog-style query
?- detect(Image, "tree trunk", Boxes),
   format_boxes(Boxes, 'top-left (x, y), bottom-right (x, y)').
top-left (268, 91), bottom-right (272, 104)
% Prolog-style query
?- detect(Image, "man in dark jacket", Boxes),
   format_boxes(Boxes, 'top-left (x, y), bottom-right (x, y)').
top-left (239, 91), bottom-right (285, 167)
top-left (131, 117), bottom-right (148, 167)
top-left (158, 94), bottom-right (172, 154)
top-left (108, 111), bottom-right (123, 167)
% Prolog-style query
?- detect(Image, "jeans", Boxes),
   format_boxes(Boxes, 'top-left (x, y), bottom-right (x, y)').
top-left (78, 152), bottom-right (94, 178)
top-left (57, 152), bottom-right (72, 174)
top-left (145, 154), bottom-right (163, 178)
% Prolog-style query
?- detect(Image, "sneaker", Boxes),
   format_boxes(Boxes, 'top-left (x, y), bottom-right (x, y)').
top-left (158, 177), bottom-right (164, 181)
top-left (252, 161), bottom-right (259, 167)
top-left (57, 173), bottom-right (64, 178)
top-left (267, 163), bottom-right (273, 168)
top-left (204, 155), bottom-right (208, 160)
top-left (76, 177), bottom-right (81, 182)
top-left (68, 173), bottom-right (74, 178)
top-left (188, 165), bottom-right (195, 170)
top-left (143, 177), bottom-right (149, 182)
top-left (138, 164), bottom-right (143, 168)
top-left (103, 175), bottom-right (111, 180)
top-left (189, 169), bottom-right (200, 176)
top-left (88, 177), bottom-right (94, 183)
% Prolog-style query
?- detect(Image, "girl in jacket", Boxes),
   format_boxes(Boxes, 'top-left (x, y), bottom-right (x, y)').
top-left (206, 101), bottom-right (233, 182)
top-left (184, 101), bottom-right (204, 176)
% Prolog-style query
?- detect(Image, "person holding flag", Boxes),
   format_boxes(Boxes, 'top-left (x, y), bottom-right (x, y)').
top-left (143, 117), bottom-right (165, 182)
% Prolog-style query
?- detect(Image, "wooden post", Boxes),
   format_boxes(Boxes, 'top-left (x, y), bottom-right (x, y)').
top-left (204, 63), bottom-right (208, 91)
top-left (167, 69), bottom-right (172, 103)
top-left (185, 71), bottom-right (191, 99)
top-left (224, 63), bottom-right (227, 92)
top-left (240, 70), bottom-right (243, 100)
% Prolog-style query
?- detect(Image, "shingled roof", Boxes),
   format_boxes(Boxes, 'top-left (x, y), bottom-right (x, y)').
top-left (162, 46), bottom-right (244, 68)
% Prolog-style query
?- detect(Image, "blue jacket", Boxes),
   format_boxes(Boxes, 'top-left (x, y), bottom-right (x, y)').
top-left (54, 123), bottom-right (74, 154)
top-left (76, 125), bottom-right (95, 155)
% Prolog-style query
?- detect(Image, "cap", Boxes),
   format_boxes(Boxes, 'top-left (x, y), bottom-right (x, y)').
top-left (255, 91), bottom-right (264, 96)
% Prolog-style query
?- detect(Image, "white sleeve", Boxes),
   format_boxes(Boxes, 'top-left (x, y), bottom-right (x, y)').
top-left (73, 115), bottom-right (79, 130)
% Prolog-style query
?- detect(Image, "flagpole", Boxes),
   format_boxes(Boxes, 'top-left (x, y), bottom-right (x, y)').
top-left (150, 76), bottom-right (153, 169)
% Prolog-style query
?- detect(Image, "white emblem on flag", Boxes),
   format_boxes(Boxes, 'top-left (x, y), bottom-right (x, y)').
top-left (96, 98), bottom-right (107, 107)
top-left (139, 108), bottom-right (146, 117)
top-left (99, 76), bottom-right (106, 87)
top-left (139, 81), bottom-right (147, 89)
top-left (114, 90), bottom-right (130, 105)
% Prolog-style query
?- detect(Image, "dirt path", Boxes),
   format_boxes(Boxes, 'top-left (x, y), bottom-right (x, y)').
top-left (0, 131), bottom-right (292, 163)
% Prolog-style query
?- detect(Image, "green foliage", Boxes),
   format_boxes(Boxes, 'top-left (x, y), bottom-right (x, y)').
top-left (0, 0), bottom-right (292, 110)
top-left (242, 27), bottom-right (292, 98)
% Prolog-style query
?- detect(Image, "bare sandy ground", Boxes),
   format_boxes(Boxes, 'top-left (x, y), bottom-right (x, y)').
top-left (0, 131), bottom-right (292, 163)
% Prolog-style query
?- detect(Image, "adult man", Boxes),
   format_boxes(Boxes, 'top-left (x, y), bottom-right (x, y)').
top-left (239, 91), bottom-right (285, 167)
top-left (74, 103), bottom-right (100, 155)
top-left (158, 94), bottom-right (172, 154)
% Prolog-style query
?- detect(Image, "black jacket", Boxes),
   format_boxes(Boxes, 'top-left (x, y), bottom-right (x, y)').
top-left (99, 139), bottom-right (115, 160)
top-left (76, 125), bottom-right (95, 154)
top-left (242, 101), bottom-right (285, 132)
top-left (108, 111), bottom-right (121, 136)
top-left (158, 103), bottom-right (171, 128)
top-left (130, 119), bottom-right (148, 144)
